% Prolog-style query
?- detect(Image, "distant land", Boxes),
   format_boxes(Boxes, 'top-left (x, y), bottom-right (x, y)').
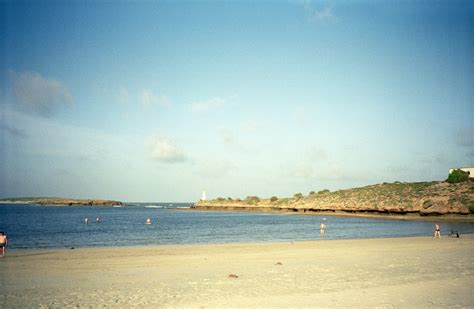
top-left (0, 197), bottom-right (122, 206)
top-left (194, 181), bottom-right (474, 221)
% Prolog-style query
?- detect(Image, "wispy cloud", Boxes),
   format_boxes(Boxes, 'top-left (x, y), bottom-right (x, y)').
top-left (1, 106), bottom-right (137, 161)
top-left (116, 87), bottom-right (130, 104)
top-left (190, 97), bottom-right (226, 113)
top-left (195, 159), bottom-right (236, 178)
top-left (455, 127), bottom-right (474, 147)
top-left (240, 120), bottom-right (265, 132)
top-left (0, 123), bottom-right (28, 139)
top-left (149, 135), bottom-right (186, 163)
top-left (8, 70), bottom-right (73, 116)
top-left (302, 1), bottom-right (334, 23)
top-left (141, 90), bottom-right (171, 108)
top-left (217, 128), bottom-right (254, 154)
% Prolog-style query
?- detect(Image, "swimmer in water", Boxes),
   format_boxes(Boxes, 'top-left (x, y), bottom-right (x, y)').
top-left (96, 216), bottom-right (101, 223)
top-left (84, 217), bottom-right (89, 224)
top-left (145, 218), bottom-right (152, 225)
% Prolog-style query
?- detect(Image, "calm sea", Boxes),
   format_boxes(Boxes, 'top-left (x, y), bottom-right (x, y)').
top-left (1, 203), bottom-right (473, 250)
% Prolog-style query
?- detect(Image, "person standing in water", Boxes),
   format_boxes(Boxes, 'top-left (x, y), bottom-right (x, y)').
top-left (145, 218), bottom-right (152, 225)
top-left (320, 221), bottom-right (326, 237)
top-left (0, 232), bottom-right (8, 258)
top-left (84, 217), bottom-right (89, 224)
top-left (434, 223), bottom-right (441, 238)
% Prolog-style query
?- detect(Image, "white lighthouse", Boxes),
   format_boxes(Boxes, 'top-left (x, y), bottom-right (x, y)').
top-left (201, 191), bottom-right (207, 201)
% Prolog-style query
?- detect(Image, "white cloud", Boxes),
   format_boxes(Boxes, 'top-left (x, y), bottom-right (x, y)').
top-left (149, 135), bottom-right (186, 163)
top-left (8, 70), bottom-right (73, 116)
top-left (141, 90), bottom-right (171, 108)
top-left (190, 97), bottom-right (225, 112)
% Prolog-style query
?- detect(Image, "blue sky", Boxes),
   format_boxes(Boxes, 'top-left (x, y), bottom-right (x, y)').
top-left (1, 1), bottom-right (473, 202)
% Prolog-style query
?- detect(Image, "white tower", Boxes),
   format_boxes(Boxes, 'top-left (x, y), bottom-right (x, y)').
top-left (201, 191), bottom-right (207, 201)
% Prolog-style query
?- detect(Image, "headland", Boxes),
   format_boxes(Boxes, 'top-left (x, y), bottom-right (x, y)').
top-left (0, 197), bottom-right (122, 206)
top-left (194, 181), bottom-right (474, 222)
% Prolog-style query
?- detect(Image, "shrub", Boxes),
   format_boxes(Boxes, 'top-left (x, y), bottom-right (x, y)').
top-left (318, 189), bottom-right (330, 194)
top-left (469, 203), bottom-right (474, 214)
top-left (227, 197), bottom-right (233, 201)
top-left (423, 199), bottom-right (433, 209)
top-left (245, 196), bottom-right (260, 204)
top-left (309, 191), bottom-right (316, 196)
top-left (277, 198), bottom-right (290, 205)
top-left (217, 197), bottom-right (226, 202)
top-left (270, 196), bottom-right (278, 202)
top-left (447, 169), bottom-right (470, 183)
top-left (293, 193), bottom-right (303, 200)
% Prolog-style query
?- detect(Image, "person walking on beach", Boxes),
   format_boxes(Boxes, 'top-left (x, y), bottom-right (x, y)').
top-left (434, 223), bottom-right (441, 238)
top-left (0, 232), bottom-right (8, 258)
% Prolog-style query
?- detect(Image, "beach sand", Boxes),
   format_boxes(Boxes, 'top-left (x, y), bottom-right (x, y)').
top-left (1, 236), bottom-right (473, 308)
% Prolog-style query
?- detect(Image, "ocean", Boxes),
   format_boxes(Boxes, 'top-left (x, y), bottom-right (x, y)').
top-left (1, 203), bottom-right (473, 250)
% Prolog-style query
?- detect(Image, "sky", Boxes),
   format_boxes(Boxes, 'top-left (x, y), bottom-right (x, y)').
top-left (0, 0), bottom-right (473, 202)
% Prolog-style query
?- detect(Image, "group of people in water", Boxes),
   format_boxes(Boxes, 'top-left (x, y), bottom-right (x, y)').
top-left (83, 217), bottom-right (153, 225)
top-left (82, 217), bottom-right (448, 237)
top-left (83, 217), bottom-right (102, 224)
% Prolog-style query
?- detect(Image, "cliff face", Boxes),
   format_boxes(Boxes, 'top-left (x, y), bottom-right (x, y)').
top-left (195, 181), bottom-right (474, 217)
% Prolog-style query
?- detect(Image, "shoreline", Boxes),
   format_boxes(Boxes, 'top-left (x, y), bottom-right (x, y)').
top-left (186, 207), bottom-right (474, 223)
top-left (6, 233), bottom-right (474, 253)
top-left (2, 235), bottom-right (473, 307)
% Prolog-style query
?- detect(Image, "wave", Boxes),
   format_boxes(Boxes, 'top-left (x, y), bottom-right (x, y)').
top-left (145, 205), bottom-right (163, 209)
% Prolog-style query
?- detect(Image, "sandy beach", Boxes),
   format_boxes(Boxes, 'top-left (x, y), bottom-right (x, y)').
top-left (1, 236), bottom-right (473, 308)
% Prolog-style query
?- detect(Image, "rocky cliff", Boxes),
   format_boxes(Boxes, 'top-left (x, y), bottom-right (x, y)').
top-left (194, 181), bottom-right (474, 218)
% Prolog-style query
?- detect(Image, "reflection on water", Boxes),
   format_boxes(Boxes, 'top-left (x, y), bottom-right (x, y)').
top-left (1, 203), bottom-right (473, 249)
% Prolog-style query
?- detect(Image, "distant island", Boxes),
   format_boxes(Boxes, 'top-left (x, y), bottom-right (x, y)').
top-left (194, 180), bottom-right (474, 221)
top-left (0, 197), bottom-right (122, 206)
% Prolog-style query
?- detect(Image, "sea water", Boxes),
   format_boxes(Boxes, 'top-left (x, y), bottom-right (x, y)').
top-left (1, 203), bottom-right (473, 250)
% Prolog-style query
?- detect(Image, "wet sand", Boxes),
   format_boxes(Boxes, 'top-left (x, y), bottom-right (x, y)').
top-left (1, 236), bottom-right (473, 308)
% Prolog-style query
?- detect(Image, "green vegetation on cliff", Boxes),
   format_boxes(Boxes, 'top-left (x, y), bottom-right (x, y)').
top-left (447, 169), bottom-right (471, 184)
top-left (196, 181), bottom-right (474, 216)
